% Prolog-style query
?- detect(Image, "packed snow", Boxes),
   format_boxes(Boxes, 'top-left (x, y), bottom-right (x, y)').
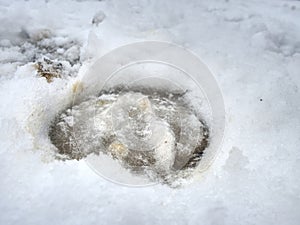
top-left (49, 90), bottom-right (209, 185)
top-left (0, 0), bottom-right (300, 225)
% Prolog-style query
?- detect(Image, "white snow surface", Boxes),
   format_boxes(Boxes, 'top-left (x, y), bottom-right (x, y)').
top-left (0, 0), bottom-right (300, 224)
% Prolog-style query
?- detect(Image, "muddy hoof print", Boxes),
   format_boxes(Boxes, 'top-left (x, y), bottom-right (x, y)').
top-left (49, 89), bottom-right (209, 185)
top-left (47, 41), bottom-right (225, 187)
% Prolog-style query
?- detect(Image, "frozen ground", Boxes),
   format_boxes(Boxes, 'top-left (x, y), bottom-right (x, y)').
top-left (0, 0), bottom-right (300, 224)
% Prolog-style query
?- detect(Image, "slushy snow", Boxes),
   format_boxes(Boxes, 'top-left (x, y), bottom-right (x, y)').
top-left (0, 0), bottom-right (300, 225)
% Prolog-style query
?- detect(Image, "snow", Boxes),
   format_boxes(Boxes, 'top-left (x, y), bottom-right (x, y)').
top-left (0, 0), bottom-right (300, 224)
